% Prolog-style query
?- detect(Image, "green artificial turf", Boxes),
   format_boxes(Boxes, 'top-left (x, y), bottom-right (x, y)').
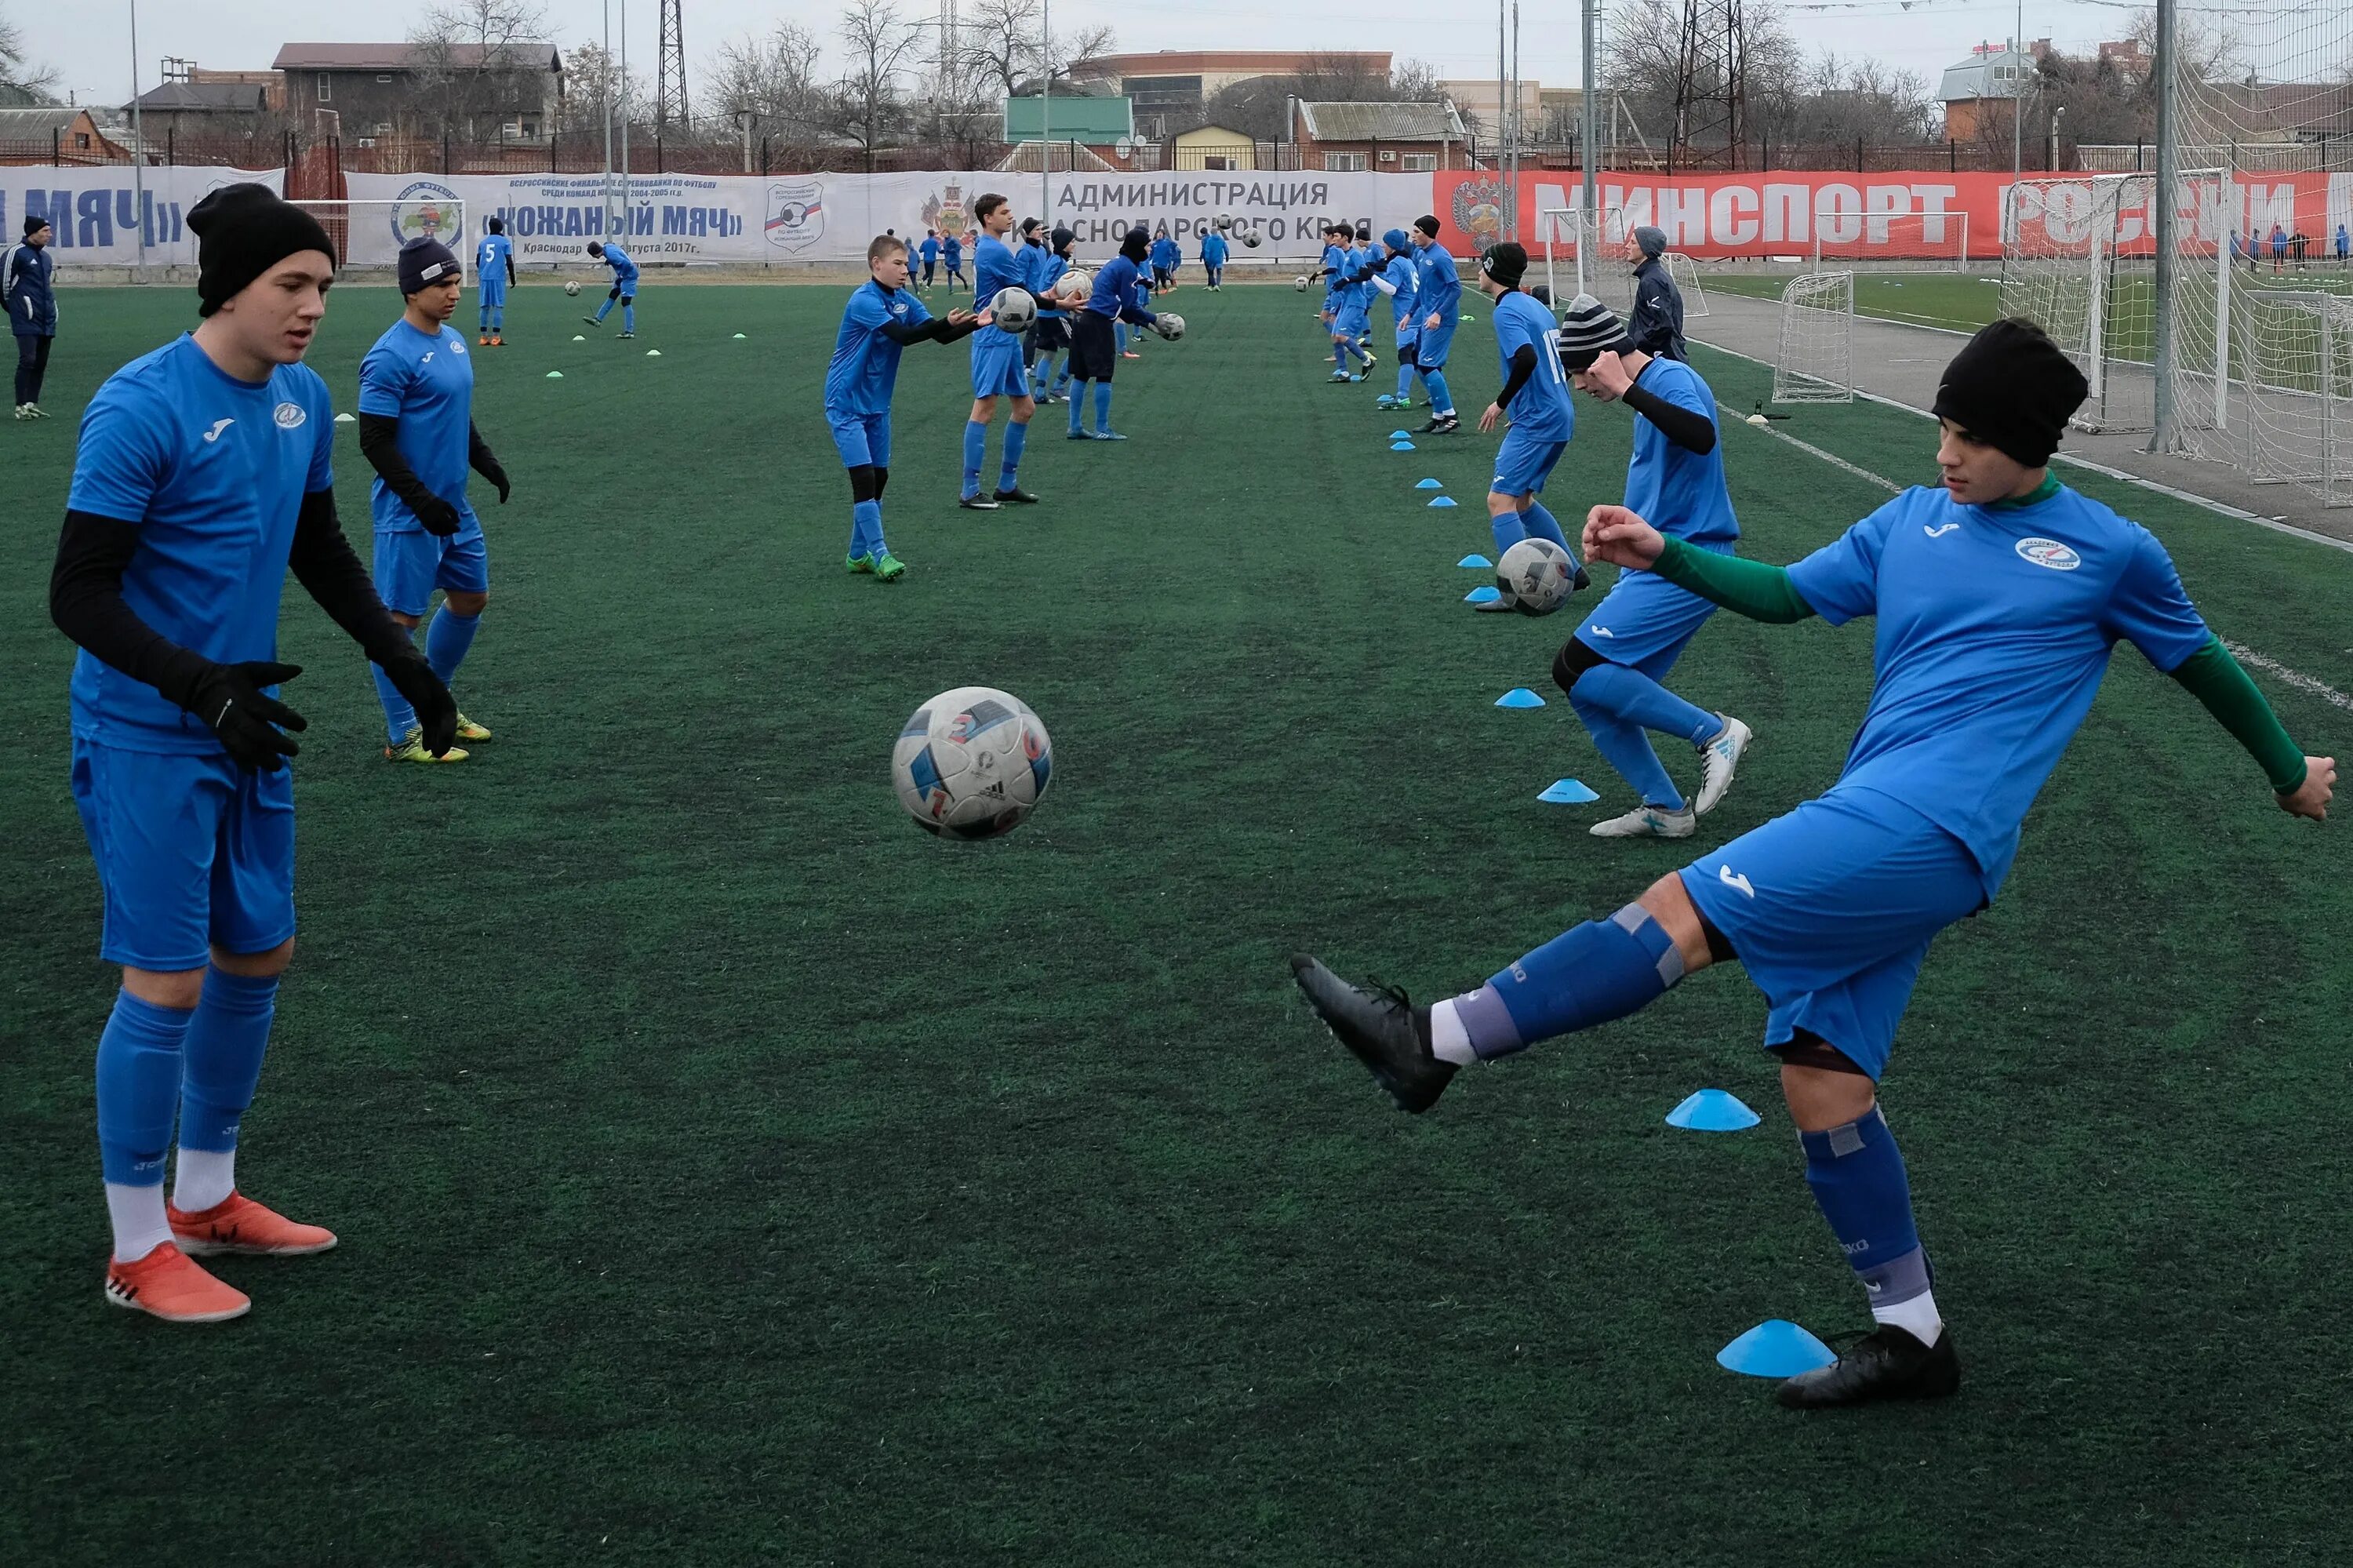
top-left (5, 280), bottom-right (2351, 1566)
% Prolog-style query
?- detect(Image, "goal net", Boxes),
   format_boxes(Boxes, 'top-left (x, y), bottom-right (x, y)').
top-left (290, 198), bottom-right (469, 272)
top-left (1811, 209), bottom-right (1970, 272)
top-left (2241, 290), bottom-right (2353, 508)
top-left (1999, 174), bottom-right (2162, 433)
top-left (1774, 271), bottom-right (1855, 404)
top-left (1538, 207), bottom-right (1709, 319)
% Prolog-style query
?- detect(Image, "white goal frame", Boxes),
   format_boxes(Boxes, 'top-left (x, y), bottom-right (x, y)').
top-left (2240, 289), bottom-right (2353, 508)
top-left (1774, 271), bottom-right (1856, 404)
top-left (1538, 206), bottom-right (1709, 318)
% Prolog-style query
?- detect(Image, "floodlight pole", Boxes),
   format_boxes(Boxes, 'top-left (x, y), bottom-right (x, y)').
top-left (2150, 0), bottom-right (2179, 451)
top-left (1041, 0), bottom-right (1052, 224)
top-left (1581, 0), bottom-right (1598, 253)
top-left (620, 0), bottom-right (632, 239)
top-left (602, 0), bottom-right (616, 238)
top-left (129, 0), bottom-right (146, 271)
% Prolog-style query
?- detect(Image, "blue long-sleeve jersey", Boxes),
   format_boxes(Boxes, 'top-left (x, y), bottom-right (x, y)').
top-left (1086, 254), bottom-right (1158, 326)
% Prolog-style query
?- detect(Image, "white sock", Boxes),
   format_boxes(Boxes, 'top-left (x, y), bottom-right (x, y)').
top-left (105, 1182), bottom-right (173, 1264)
top-left (1428, 998), bottom-right (1478, 1066)
top-left (1871, 1286), bottom-right (1944, 1347)
top-left (173, 1147), bottom-right (237, 1214)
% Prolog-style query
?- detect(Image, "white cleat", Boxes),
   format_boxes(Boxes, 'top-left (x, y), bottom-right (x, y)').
top-left (1693, 713), bottom-right (1753, 816)
top-left (1589, 803), bottom-right (1697, 839)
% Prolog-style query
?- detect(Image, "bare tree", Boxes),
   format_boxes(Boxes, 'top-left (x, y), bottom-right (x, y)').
top-left (558, 42), bottom-right (647, 137)
top-left (830, 0), bottom-right (920, 171)
top-left (958, 0), bottom-right (1040, 98)
top-left (0, 5), bottom-right (58, 104)
top-left (704, 22), bottom-right (827, 139)
top-left (1042, 24), bottom-right (1118, 80)
top-left (407, 0), bottom-right (555, 139)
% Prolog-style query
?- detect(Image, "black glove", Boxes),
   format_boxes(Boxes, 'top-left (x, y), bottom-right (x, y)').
top-left (417, 497), bottom-right (465, 537)
top-left (188, 660), bottom-right (307, 772)
top-left (485, 464), bottom-right (511, 504)
top-left (378, 645), bottom-right (458, 756)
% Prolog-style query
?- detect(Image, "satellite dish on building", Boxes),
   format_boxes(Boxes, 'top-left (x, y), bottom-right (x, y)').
top-left (1115, 136), bottom-right (1134, 156)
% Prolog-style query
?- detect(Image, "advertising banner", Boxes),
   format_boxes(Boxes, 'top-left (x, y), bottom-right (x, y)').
top-left (0, 166), bottom-right (282, 267)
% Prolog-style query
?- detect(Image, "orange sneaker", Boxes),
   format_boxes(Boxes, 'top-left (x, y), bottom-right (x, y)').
top-left (478, 335), bottom-right (491, 346)
top-left (489, 334), bottom-right (504, 346)
top-left (105, 1242), bottom-right (251, 1323)
top-left (168, 1191), bottom-right (338, 1257)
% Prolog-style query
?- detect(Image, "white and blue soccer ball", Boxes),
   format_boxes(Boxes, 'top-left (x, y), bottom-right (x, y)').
top-left (892, 686), bottom-right (1053, 839)
top-left (1242, 230), bottom-right (1261, 249)
top-left (1056, 269), bottom-right (1092, 302)
top-left (1293, 275), bottom-right (1310, 291)
top-left (1497, 538), bottom-right (1578, 617)
top-left (991, 286), bottom-right (1036, 333)
top-left (1215, 212), bottom-right (1233, 232)
top-left (1155, 313), bottom-right (1186, 342)
top-left (564, 280), bottom-right (581, 296)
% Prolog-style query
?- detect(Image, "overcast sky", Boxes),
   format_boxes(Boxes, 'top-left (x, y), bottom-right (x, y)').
top-left (25, 1), bottom-right (2143, 114)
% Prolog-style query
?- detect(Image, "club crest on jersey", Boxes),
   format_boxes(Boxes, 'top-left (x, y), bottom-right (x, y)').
top-left (766, 180), bottom-right (825, 253)
top-left (2015, 537), bottom-right (2082, 571)
top-left (273, 402), bottom-right (307, 430)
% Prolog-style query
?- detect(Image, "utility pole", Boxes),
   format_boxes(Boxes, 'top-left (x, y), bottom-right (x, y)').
top-left (602, 0), bottom-right (616, 238)
top-left (2150, 0), bottom-right (2178, 451)
top-left (620, 0), bottom-right (632, 238)
top-left (129, 0), bottom-right (145, 271)
top-left (655, 0), bottom-right (688, 133)
top-left (1581, 0), bottom-right (1598, 249)
top-left (1041, 0), bottom-right (1052, 226)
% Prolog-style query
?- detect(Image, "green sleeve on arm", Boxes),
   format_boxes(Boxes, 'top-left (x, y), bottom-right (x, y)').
top-left (2167, 635), bottom-right (2308, 794)
top-left (1650, 535), bottom-right (1820, 624)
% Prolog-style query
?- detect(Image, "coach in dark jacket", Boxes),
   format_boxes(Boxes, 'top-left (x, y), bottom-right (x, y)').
top-left (1624, 224), bottom-right (1686, 362)
top-left (8, 214), bottom-right (57, 418)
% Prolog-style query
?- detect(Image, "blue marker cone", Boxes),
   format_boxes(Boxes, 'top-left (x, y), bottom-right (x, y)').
top-left (1538, 778), bottom-right (1601, 804)
top-left (1416, 478), bottom-right (1444, 490)
top-left (1391, 440), bottom-right (1416, 451)
top-left (1428, 495), bottom-right (1457, 508)
top-left (1717, 1319), bottom-right (1837, 1378)
top-left (1390, 429), bottom-right (1413, 439)
top-left (1464, 585), bottom-right (1503, 604)
top-left (1494, 686), bottom-right (1546, 708)
top-left (1665, 1089), bottom-right (1761, 1131)
top-left (1458, 553), bottom-right (1493, 568)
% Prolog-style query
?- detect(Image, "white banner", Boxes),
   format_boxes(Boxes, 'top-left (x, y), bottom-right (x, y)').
top-left (1, 166), bottom-right (282, 267)
top-left (345, 169), bottom-right (1437, 267)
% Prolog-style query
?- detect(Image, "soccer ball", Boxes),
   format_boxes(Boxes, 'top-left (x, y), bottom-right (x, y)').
top-left (1155, 313), bottom-right (1186, 342)
top-left (1496, 538), bottom-right (1578, 617)
top-left (991, 286), bottom-right (1036, 333)
top-left (1242, 231), bottom-right (1261, 249)
top-left (1293, 275), bottom-right (1310, 292)
top-left (892, 686), bottom-right (1054, 840)
top-left (1057, 269), bottom-right (1092, 302)
top-left (1215, 212), bottom-right (1233, 232)
top-left (564, 280), bottom-right (581, 297)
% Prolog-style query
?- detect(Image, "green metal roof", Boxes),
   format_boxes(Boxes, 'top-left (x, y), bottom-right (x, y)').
top-left (1003, 95), bottom-right (1135, 143)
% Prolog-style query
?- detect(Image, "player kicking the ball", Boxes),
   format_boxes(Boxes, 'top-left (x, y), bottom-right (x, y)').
top-left (1291, 318), bottom-right (2333, 1408)
top-left (827, 234), bottom-right (984, 580)
top-left (1468, 244), bottom-right (1584, 614)
top-left (358, 238), bottom-right (514, 762)
top-left (584, 240), bottom-right (638, 337)
top-left (48, 184), bottom-right (458, 1323)
top-left (1551, 293), bottom-right (1750, 838)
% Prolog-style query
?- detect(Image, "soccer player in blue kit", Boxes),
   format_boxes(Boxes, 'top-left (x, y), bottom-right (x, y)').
top-left (918, 230), bottom-right (941, 289)
top-left (474, 215), bottom-right (515, 346)
top-left (583, 239), bottom-right (638, 337)
top-left (827, 234), bottom-right (984, 580)
top-left (1322, 224), bottom-right (1373, 382)
top-left (358, 238), bottom-right (514, 762)
top-left (1290, 318), bottom-right (2334, 1408)
top-left (46, 183), bottom-right (457, 1323)
top-left (1550, 293), bottom-right (1751, 838)
top-left (1372, 228), bottom-right (1421, 410)
top-left (1199, 224), bottom-right (1228, 289)
top-left (1468, 244), bottom-right (1582, 613)
top-left (958, 194), bottom-right (1040, 510)
top-left (1406, 215), bottom-right (1463, 432)
top-left (1064, 227), bottom-right (1170, 442)
top-left (942, 228), bottom-right (967, 291)
top-left (1026, 225), bottom-right (1075, 403)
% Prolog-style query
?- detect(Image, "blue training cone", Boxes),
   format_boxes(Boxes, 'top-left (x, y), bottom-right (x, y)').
top-left (1538, 778), bottom-right (1601, 804)
top-left (1716, 1319), bottom-right (1837, 1378)
top-left (1391, 429), bottom-right (1413, 439)
top-left (1458, 553), bottom-right (1493, 568)
top-left (1666, 1088), bottom-right (1762, 1132)
top-left (1465, 585), bottom-right (1503, 604)
top-left (1391, 440), bottom-right (1416, 451)
top-left (1494, 686), bottom-right (1546, 708)
top-left (1428, 496), bottom-right (1458, 508)
top-left (1416, 478), bottom-right (1444, 490)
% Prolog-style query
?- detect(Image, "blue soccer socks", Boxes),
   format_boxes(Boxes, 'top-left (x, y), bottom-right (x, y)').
top-left (621, 303), bottom-right (635, 333)
top-left (592, 300), bottom-right (613, 323)
top-left (962, 420), bottom-right (989, 497)
top-left (1569, 692), bottom-right (1686, 810)
top-left (1396, 359), bottom-right (1416, 402)
top-left (1521, 501), bottom-right (1572, 554)
top-left (173, 967), bottom-right (278, 1212)
top-left (373, 628), bottom-right (420, 744)
top-left (1568, 662), bottom-right (1719, 809)
top-left (1423, 369), bottom-right (1454, 416)
top-left (1093, 383), bottom-right (1115, 435)
top-left (1067, 384), bottom-right (1089, 435)
top-left (849, 499), bottom-right (886, 560)
top-left (96, 991), bottom-right (195, 1189)
top-left (1431, 903), bottom-right (1686, 1062)
top-left (490, 305), bottom-right (504, 331)
top-left (426, 608), bottom-right (480, 686)
top-left (1802, 1104), bottom-right (1942, 1342)
top-left (1000, 420), bottom-right (1029, 489)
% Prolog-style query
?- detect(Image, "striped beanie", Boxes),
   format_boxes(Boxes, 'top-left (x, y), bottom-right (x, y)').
top-left (1555, 293), bottom-right (1631, 369)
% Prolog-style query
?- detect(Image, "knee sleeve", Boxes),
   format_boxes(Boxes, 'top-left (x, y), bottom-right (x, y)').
top-left (871, 466), bottom-right (890, 501)
top-left (847, 464), bottom-right (882, 503)
top-left (1551, 635), bottom-right (1611, 694)
top-left (1399, 344), bottom-right (1419, 368)
top-left (609, 286), bottom-right (624, 302)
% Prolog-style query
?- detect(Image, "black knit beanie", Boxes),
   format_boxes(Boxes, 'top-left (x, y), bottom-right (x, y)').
top-left (1480, 242), bottom-right (1528, 287)
top-left (1120, 227), bottom-right (1150, 262)
top-left (187, 183), bottom-right (336, 318)
top-left (23, 213), bottom-right (49, 238)
top-left (397, 238), bottom-right (461, 296)
top-left (1413, 214), bottom-right (1441, 238)
top-left (1931, 318), bottom-right (2089, 468)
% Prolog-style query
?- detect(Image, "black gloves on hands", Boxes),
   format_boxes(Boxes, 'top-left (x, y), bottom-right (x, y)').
top-left (191, 660), bottom-right (307, 772)
top-left (416, 496), bottom-right (465, 537)
top-left (378, 645), bottom-right (459, 757)
top-left (484, 463), bottom-right (511, 504)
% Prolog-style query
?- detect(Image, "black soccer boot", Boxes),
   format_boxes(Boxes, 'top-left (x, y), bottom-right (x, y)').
top-left (1289, 955), bottom-right (1457, 1114)
top-left (958, 493), bottom-right (1002, 510)
top-left (1776, 1324), bottom-right (1961, 1410)
top-left (992, 486), bottom-right (1041, 505)
top-left (1420, 413), bottom-right (1461, 435)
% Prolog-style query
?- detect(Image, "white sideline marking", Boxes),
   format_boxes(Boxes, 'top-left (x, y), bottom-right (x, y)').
top-left (1698, 348), bottom-right (2353, 721)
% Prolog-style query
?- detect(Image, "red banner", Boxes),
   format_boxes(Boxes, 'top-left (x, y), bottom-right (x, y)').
top-left (1432, 169), bottom-right (2348, 263)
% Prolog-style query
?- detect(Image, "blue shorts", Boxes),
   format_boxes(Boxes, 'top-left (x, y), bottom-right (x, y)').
top-left (1418, 323), bottom-right (1458, 368)
top-left (1491, 429), bottom-right (1569, 497)
top-left (613, 276), bottom-right (638, 299)
top-left (828, 411), bottom-right (892, 469)
top-left (1395, 322), bottom-right (1420, 352)
top-left (1679, 787), bottom-right (1987, 1080)
top-left (970, 331), bottom-right (1031, 398)
top-left (71, 740), bottom-right (296, 970)
top-left (374, 528), bottom-right (489, 617)
top-left (1574, 566), bottom-right (1722, 671)
top-left (478, 277), bottom-right (507, 307)
top-left (1334, 304), bottom-right (1370, 337)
